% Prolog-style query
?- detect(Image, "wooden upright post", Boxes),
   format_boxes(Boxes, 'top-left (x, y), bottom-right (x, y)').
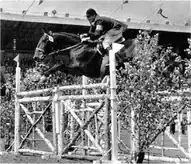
top-left (53, 88), bottom-right (62, 156)
top-left (104, 77), bottom-right (111, 160)
top-left (58, 98), bottom-right (64, 156)
top-left (109, 43), bottom-right (124, 163)
top-left (178, 112), bottom-right (182, 144)
top-left (52, 99), bottom-right (56, 153)
top-left (70, 101), bottom-right (74, 142)
top-left (14, 54), bottom-right (21, 154)
top-left (82, 75), bottom-right (88, 155)
top-left (187, 107), bottom-right (191, 157)
top-left (94, 43), bottom-right (124, 164)
top-left (131, 108), bottom-right (135, 160)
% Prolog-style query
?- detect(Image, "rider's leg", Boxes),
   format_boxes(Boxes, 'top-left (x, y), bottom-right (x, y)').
top-left (100, 29), bottom-right (125, 78)
top-left (97, 42), bottom-right (106, 56)
top-left (100, 34), bottom-right (113, 78)
top-left (100, 53), bottom-right (109, 79)
top-left (100, 45), bottom-right (111, 78)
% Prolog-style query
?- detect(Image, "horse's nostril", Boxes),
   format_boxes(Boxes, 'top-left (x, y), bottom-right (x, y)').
top-left (33, 56), bottom-right (41, 62)
top-left (41, 55), bottom-right (45, 60)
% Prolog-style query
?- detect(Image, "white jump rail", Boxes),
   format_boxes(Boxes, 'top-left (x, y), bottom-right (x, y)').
top-left (17, 83), bottom-right (108, 97)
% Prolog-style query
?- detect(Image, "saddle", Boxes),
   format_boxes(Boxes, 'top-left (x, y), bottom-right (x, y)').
top-left (116, 37), bottom-right (126, 44)
top-left (96, 36), bottom-right (126, 56)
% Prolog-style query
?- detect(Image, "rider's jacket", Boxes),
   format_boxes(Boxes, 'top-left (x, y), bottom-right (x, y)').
top-left (88, 15), bottom-right (126, 41)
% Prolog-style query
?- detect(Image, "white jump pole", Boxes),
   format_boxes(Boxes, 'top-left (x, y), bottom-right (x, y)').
top-left (58, 98), bottom-right (64, 156)
top-left (109, 43), bottom-right (124, 163)
top-left (52, 99), bottom-right (56, 152)
top-left (188, 107), bottom-right (191, 157)
top-left (14, 54), bottom-right (21, 154)
top-left (131, 107), bottom-right (136, 161)
top-left (177, 112), bottom-right (182, 144)
top-left (53, 88), bottom-right (63, 156)
top-left (82, 75), bottom-right (88, 155)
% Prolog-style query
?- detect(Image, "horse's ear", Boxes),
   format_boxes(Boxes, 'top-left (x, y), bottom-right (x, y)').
top-left (48, 31), bottom-right (53, 36)
top-left (41, 27), bottom-right (48, 34)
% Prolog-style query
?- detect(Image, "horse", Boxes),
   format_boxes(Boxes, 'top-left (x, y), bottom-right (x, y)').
top-left (33, 31), bottom-right (137, 81)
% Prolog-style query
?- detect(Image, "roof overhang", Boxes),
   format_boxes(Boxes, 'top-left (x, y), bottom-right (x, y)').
top-left (1, 0), bottom-right (191, 33)
top-left (1, 12), bottom-right (191, 33)
top-left (1, 12), bottom-right (89, 26)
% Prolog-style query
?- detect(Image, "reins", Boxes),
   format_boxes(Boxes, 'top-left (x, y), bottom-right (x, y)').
top-left (48, 43), bottom-right (82, 56)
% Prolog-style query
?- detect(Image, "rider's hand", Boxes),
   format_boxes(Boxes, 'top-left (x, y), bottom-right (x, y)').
top-left (81, 37), bottom-right (90, 43)
top-left (80, 33), bottom-right (88, 39)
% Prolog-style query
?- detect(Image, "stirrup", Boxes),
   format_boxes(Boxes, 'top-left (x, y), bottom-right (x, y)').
top-left (116, 37), bottom-right (125, 44)
top-left (97, 48), bottom-right (103, 56)
top-left (97, 47), bottom-right (107, 56)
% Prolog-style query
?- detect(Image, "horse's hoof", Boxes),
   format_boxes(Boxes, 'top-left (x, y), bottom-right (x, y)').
top-left (39, 76), bottom-right (47, 83)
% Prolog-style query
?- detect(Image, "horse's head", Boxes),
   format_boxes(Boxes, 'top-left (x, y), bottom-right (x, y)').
top-left (33, 31), bottom-right (81, 62)
top-left (33, 32), bottom-right (55, 61)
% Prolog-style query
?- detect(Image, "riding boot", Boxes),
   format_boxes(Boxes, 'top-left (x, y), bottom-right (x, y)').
top-left (100, 47), bottom-right (111, 78)
top-left (115, 52), bottom-right (124, 69)
top-left (105, 47), bottom-right (111, 65)
top-left (97, 42), bottom-right (107, 56)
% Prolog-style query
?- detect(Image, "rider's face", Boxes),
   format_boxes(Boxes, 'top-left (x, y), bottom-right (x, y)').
top-left (86, 15), bottom-right (95, 24)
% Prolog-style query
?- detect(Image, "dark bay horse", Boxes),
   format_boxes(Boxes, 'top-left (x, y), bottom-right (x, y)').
top-left (33, 31), bottom-right (137, 80)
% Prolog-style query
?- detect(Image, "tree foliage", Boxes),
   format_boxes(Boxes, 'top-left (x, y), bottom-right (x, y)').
top-left (117, 31), bottom-right (191, 162)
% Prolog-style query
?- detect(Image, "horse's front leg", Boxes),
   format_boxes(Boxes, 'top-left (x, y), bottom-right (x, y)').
top-left (43, 63), bottom-right (62, 76)
top-left (39, 63), bottom-right (62, 83)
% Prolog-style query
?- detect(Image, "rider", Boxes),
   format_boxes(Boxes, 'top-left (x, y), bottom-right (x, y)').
top-left (81, 8), bottom-right (127, 76)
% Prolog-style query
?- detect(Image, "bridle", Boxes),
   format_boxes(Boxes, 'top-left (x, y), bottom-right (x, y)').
top-left (47, 43), bottom-right (82, 56)
top-left (35, 34), bottom-right (53, 59)
top-left (36, 33), bottom-right (82, 58)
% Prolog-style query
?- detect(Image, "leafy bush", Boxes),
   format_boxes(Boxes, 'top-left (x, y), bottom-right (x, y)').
top-left (117, 31), bottom-right (191, 162)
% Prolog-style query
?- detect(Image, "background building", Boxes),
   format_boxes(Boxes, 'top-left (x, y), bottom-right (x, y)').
top-left (0, 0), bottom-right (191, 70)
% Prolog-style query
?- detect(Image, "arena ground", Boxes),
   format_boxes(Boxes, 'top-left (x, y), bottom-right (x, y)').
top-left (0, 128), bottom-right (189, 163)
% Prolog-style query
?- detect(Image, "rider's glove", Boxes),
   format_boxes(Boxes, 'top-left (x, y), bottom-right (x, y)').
top-left (81, 37), bottom-right (90, 43)
top-left (80, 33), bottom-right (88, 39)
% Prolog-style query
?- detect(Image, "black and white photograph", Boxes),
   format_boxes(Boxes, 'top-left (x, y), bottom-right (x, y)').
top-left (0, 0), bottom-right (191, 163)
